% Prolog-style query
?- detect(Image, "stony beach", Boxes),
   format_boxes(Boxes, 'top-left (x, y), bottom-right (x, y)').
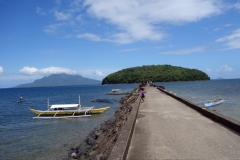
top-left (66, 87), bottom-right (140, 160)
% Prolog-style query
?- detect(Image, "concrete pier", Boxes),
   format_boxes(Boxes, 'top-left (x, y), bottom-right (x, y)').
top-left (125, 87), bottom-right (240, 160)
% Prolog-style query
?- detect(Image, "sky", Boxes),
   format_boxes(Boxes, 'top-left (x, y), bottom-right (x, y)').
top-left (1, 0), bottom-right (240, 88)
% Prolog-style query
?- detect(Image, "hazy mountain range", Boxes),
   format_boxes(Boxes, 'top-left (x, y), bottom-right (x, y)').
top-left (15, 74), bottom-right (101, 88)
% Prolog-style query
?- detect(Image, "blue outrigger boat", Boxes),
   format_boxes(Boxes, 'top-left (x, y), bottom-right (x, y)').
top-left (107, 89), bottom-right (130, 95)
top-left (91, 98), bottom-right (116, 103)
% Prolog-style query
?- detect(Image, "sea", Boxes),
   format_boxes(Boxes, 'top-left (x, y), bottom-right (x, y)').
top-left (0, 79), bottom-right (239, 160)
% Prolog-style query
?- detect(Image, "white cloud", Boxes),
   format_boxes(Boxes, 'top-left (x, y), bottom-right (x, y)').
top-left (93, 70), bottom-right (104, 76)
top-left (54, 11), bottom-right (72, 21)
top-left (76, 33), bottom-right (102, 41)
top-left (234, 2), bottom-right (240, 10)
top-left (43, 0), bottom-right (225, 43)
top-left (44, 23), bottom-right (66, 34)
top-left (76, 14), bottom-right (82, 21)
top-left (69, 0), bottom-right (83, 12)
top-left (82, 0), bottom-right (224, 43)
top-left (159, 46), bottom-right (205, 55)
top-left (19, 67), bottom-right (38, 75)
top-left (224, 24), bottom-right (232, 27)
top-left (214, 24), bottom-right (232, 32)
top-left (79, 68), bottom-right (118, 80)
top-left (0, 66), bottom-right (3, 75)
top-left (36, 7), bottom-right (46, 16)
top-left (216, 28), bottom-right (240, 49)
top-left (206, 65), bottom-right (234, 79)
top-left (40, 49), bottom-right (60, 54)
top-left (19, 66), bottom-right (77, 76)
top-left (206, 69), bottom-right (212, 72)
top-left (118, 47), bottom-right (146, 52)
top-left (217, 65), bottom-right (233, 73)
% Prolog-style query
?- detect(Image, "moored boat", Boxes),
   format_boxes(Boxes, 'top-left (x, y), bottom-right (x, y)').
top-left (203, 96), bottom-right (225, 108)
top-left (91, 98), bottom-right (116, 103)
top-left (107, 89), bottom-right (130, 95)
top-left (29, 96), bottom-right (110, 118)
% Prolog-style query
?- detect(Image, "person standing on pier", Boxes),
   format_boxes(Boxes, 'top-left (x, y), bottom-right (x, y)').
top-left (141, 88), bottom-right (145, 102)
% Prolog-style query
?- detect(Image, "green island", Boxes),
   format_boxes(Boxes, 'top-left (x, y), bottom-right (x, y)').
top-left (102, 64), bottom-right (210, 84)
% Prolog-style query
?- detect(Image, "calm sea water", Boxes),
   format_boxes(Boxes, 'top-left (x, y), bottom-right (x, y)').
top-left (155, 79), bottom-right (240, 122)
top-left (0, 80), bottom-right (239, 160)
top-left (0, 84), bottom-right (138, 160)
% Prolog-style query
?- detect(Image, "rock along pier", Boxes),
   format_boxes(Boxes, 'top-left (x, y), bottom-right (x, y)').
top-left (68, 86), bottom-right (240, 160)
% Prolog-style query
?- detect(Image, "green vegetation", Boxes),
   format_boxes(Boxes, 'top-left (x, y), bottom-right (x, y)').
top-left (102, 65), bottom-right (210, 84)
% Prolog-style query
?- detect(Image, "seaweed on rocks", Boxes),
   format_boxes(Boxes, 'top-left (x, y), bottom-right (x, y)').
top-left (67, 87), bottom-right (140, 160)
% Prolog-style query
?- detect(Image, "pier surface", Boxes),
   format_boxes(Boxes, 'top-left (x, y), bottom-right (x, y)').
top-left (126, 87), bottom-right (240, 160)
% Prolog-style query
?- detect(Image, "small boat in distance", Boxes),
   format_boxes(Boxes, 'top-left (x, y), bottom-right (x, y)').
top-left (13, 99), bottom-right (25, 103)
top-left (91, 98), bottom-right (116, 103)
top-left (107, 89), bottom-right (130, 95)
top-left (29, 95), bottom-right (110, 119)
top-left (13, 96), bottom-right (25, 103)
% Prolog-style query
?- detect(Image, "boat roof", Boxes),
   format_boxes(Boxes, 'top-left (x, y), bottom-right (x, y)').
top-left (112, 89), bottom-right (120, 91)
top-left (50, 104), bottom-right (79, 109)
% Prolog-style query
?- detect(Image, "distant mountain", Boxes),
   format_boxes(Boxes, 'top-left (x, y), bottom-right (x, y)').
top-left (15, 74), bottom-right (101, 88)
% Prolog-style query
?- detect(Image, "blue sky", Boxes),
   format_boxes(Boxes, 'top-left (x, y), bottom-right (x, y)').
top-left (1, 0), bottom-right (240, 88)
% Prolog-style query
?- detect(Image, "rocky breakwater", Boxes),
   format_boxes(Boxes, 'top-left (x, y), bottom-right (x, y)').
top-left (67, 87), bottom-right (140, 160)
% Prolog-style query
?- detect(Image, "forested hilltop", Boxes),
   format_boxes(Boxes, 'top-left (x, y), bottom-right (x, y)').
top-left (102, 65), bottom-right (210, 84)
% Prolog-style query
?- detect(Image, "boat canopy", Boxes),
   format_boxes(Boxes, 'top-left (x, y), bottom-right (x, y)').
top-left (50, 104), bottom-right (79, 109)
top-left (112, 89), bottom-right (120, 92)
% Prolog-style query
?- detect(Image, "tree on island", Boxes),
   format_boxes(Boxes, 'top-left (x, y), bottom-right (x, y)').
top-left (102, 65), bottom-right (210, 84)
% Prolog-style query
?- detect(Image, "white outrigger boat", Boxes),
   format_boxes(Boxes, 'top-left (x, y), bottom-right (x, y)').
top-left (107, 89), bottom-right (130, 95)
top-left (203, 96), bottom-right (225, 108)
top-left (29, 96), bottom-right (110, 119)
top-left (196, 95), bottom-right (236, 108)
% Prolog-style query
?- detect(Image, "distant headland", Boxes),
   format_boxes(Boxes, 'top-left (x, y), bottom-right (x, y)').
top-left (14, 73), bottom-right (101, 88)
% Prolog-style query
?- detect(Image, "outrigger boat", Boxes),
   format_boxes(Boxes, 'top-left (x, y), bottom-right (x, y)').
top-left (13, 99), bottom-right (25, 103)
top-left (196, 96), bottom-right (236, 108)
top-left (91, 98), bottom-right (116, 103)
top-left (203, 96), bottom-right (225, 108)
top-left (29, 96), bottom-right (110, 119)
top-left (107, 89), bottom-right (130, 95)
top-left (204, 99), bottom-right (224, 108)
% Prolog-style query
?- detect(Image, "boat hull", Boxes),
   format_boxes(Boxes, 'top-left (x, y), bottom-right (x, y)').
top-left (29, 106), bottom-right (110, 116)
top-left (107, 92), bottom-right (130, 95)
top-left (92, 99), bottom-right (115, 103)
top-left (204, 100), bottom-right (224, 108)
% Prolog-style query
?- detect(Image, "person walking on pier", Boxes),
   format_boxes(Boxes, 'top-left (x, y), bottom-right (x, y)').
top-left (141, 88), bottom-right (145, 102)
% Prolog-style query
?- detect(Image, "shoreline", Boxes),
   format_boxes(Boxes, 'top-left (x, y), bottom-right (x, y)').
top-left (65, 87), bottom-right (140, 159)
top-left (65, 85), bottom-right (240, 159)
top-left (157, 87), bottom-right (240, 134)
